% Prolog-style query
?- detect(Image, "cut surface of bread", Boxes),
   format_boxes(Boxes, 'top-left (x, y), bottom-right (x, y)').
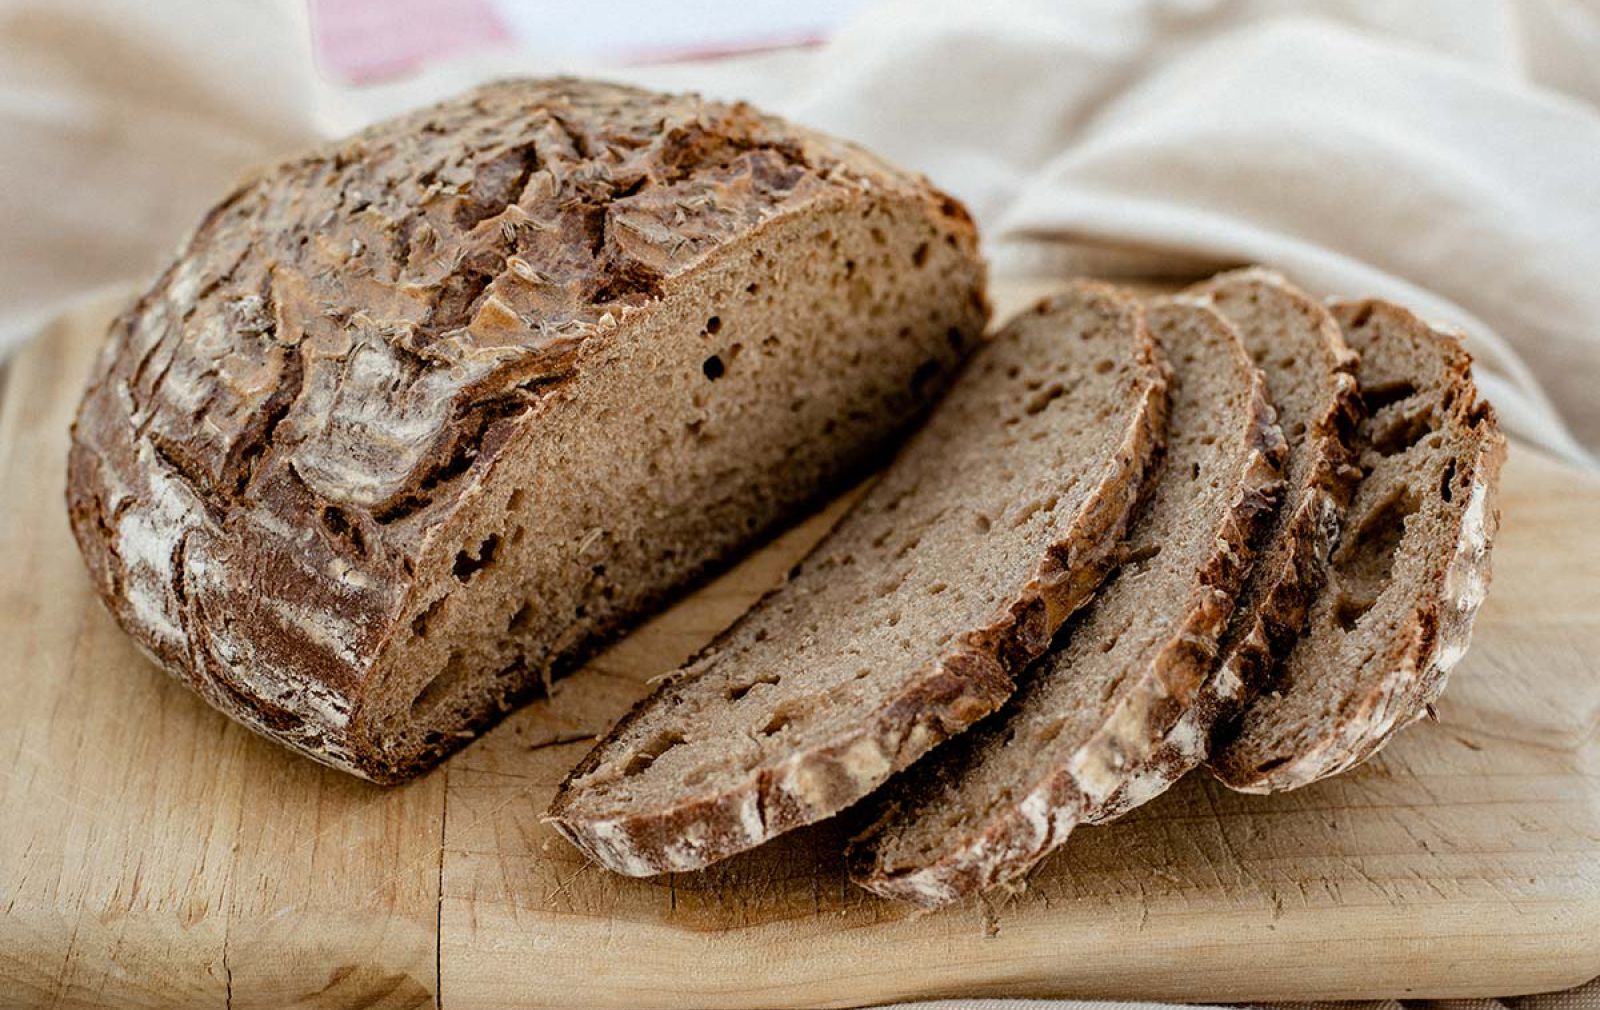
top-left (1209, 298), bottom-right (1506, 792)
top-left (546, 282), bottom-right (1169, 876)
top-left (850, 298), bottom-right (1284, 908)
top-left (65, 78), bottom-right (988, 783)
top-left (1091, 268), bottom-right (1363, 821)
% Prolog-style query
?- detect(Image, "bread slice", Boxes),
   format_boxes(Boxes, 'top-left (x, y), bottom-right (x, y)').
top-left (546, 282), bottom-right (1169, 875)
top-left (1209, 299), bottom-right (1506, 792)
top-left (1090, 269), bottom-right (1362, 821)
top-left (65, 78), bottom-right (990, 783)
top-left (850, 299), bottom-right (1284, 908)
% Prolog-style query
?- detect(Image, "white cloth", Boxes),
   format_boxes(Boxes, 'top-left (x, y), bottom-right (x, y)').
top-left (3, 0), bottom-right (1598, 466)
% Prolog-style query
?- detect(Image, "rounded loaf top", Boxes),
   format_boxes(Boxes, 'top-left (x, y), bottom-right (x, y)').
top-left (66, 77), bottom-right (978, 752)
top-left (82, 77), bottom-right (944, 521)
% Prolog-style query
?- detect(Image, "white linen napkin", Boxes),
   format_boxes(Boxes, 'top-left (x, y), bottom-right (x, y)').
top-left (3, 0), bottom-right (1597, 465)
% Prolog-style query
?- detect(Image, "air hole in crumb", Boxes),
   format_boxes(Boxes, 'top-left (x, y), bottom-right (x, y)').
top-left (1333, 487), bottom-right (1418, 619)
top-left (974, 513), bottom-right (992, 534)
top-left (1124, 543), bottom-right (1162, 566)
top-left (411, 650), bottom-right (469, 714)
top-left (453, 533), bottom-right (501, 583)
top-left (506, 488), bottom-right (526, 513)
top-left (1190, 462), bottom-right (1201, 481)
top-left (705, 315), bottom-right (722, 335)
top-left (412, 597), bottom-right (445, 638)
top-left (622, 730), bottom-right (686, 776)
top-left (1440, 459), bottom-right (1457, 502)
top-left (912, 242), bottom-right (929, 268)
top-left (507, 602), bottom-right (534, 634)
top-left (910, 359), bottom-right (941, 393)
top-left (726, 672), bottom-right (781, 702)
top-left (1256, 754), bottom-right (1292, 773)
top-left (1362, 379), bottom-right (1416, 414)
top-left (1334, 593), bottom-right (1376, 631)
top-left (1094, 359), bottom-right (1115, 374)
top-left (1288, 421), bottom-right (1306, 441)
top-left (1372, 410), bottom-right (1435, 457)
top-left (1024, 383), bottom-right (1066, 415)
top-left (702, 355), bottom-right (725, 380)
top-left (760, 702), bottom-right (806, 737)
top-left (928, 581), bottom-right (948, 595)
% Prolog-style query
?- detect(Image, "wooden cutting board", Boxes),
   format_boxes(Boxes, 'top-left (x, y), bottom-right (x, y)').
top-left (2, 283), bottom-right (1597, 1010)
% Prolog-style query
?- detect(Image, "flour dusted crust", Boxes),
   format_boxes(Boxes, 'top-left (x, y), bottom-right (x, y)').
top-left (66, 78), bottom-right (983, 781)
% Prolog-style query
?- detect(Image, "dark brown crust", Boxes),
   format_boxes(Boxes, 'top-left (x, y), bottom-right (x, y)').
top-left (64, 77), bottom-right (982, 782)
top-left (1088, 269), bottom-right (1365, 821)
top-left (545, 283), bottom-right (1170, 876)
top-left (1209, 300), bottom-right (1505, 792)
top-left (850, 299), bottom-right (1286, 908)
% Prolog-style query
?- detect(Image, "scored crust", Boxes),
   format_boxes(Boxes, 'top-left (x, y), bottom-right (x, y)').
top-left (545, 282), bottom-right (1170, 876)
top-left (1089, 268), bottom-right (1363, 822)
top-left (849, 298), bottom-right (1286, 908)
top-left (1209, 298), bottom-right (1506, 792)
top-left (65, 78), bottom-right (986, 782)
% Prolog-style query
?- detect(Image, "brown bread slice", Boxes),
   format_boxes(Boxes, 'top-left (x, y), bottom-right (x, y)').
top-left (1090, 268), bottom-right (1363, 821)
top-left (850, 299), bottom-right (1285, 908)
top-left (1209, 298), bottom-right (1506, 792)
top-left (65, 78), bottom-right (989, 783)
top-left (546, 282), bottom-right (1169, 876)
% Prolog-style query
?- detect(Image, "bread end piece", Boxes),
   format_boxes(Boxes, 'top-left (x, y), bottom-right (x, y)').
top-left (1210, 298), bottom-right (1506, 792)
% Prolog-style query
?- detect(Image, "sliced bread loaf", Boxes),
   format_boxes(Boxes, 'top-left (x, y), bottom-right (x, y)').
top-left (1090, 268), bottom-right (1363, 822)
top-left (850, 298), bottom-right (1284, 908)
top-left (1209, 299), bottom-right (1505, 792)
top-left (66, 78), bottom-right (989, 783)
top-left (546, 282), bottom-right (1169, 875)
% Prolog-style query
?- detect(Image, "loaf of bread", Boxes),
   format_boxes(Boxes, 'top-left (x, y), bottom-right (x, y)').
top-left (849, 298), bottom-right (1284, 907)
top-left (547, 282), bottom-right (1168, 875)
top-left (65, 78), bottom-right (987, 783)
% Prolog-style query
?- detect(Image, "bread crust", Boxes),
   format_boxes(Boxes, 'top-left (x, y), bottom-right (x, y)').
top-left (850, 299), bottom-right (1286, 908)
top-left (546, 283), bottom-right (1170, 876)
top-left (1210, 300), bottom-right (1506, 792)
top-left (65, 78), bottom-right (982, 782)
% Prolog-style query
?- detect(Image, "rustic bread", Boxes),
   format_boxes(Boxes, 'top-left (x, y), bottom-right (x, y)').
top-left (546, 282), bottom-right (1169, 875)
top-left (65, 78), bottom-right (988, 783)
top-left (850, 298), bottom-right (1284, 908)
top-left (1210, 298), bottom-right (1506, 792)
top-left (1091, 268), bottom-right (1363, 821)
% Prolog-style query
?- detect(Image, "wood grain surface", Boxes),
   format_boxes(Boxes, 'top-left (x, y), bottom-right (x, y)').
top-left (1, 283), bottom-right (1596, 1010)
